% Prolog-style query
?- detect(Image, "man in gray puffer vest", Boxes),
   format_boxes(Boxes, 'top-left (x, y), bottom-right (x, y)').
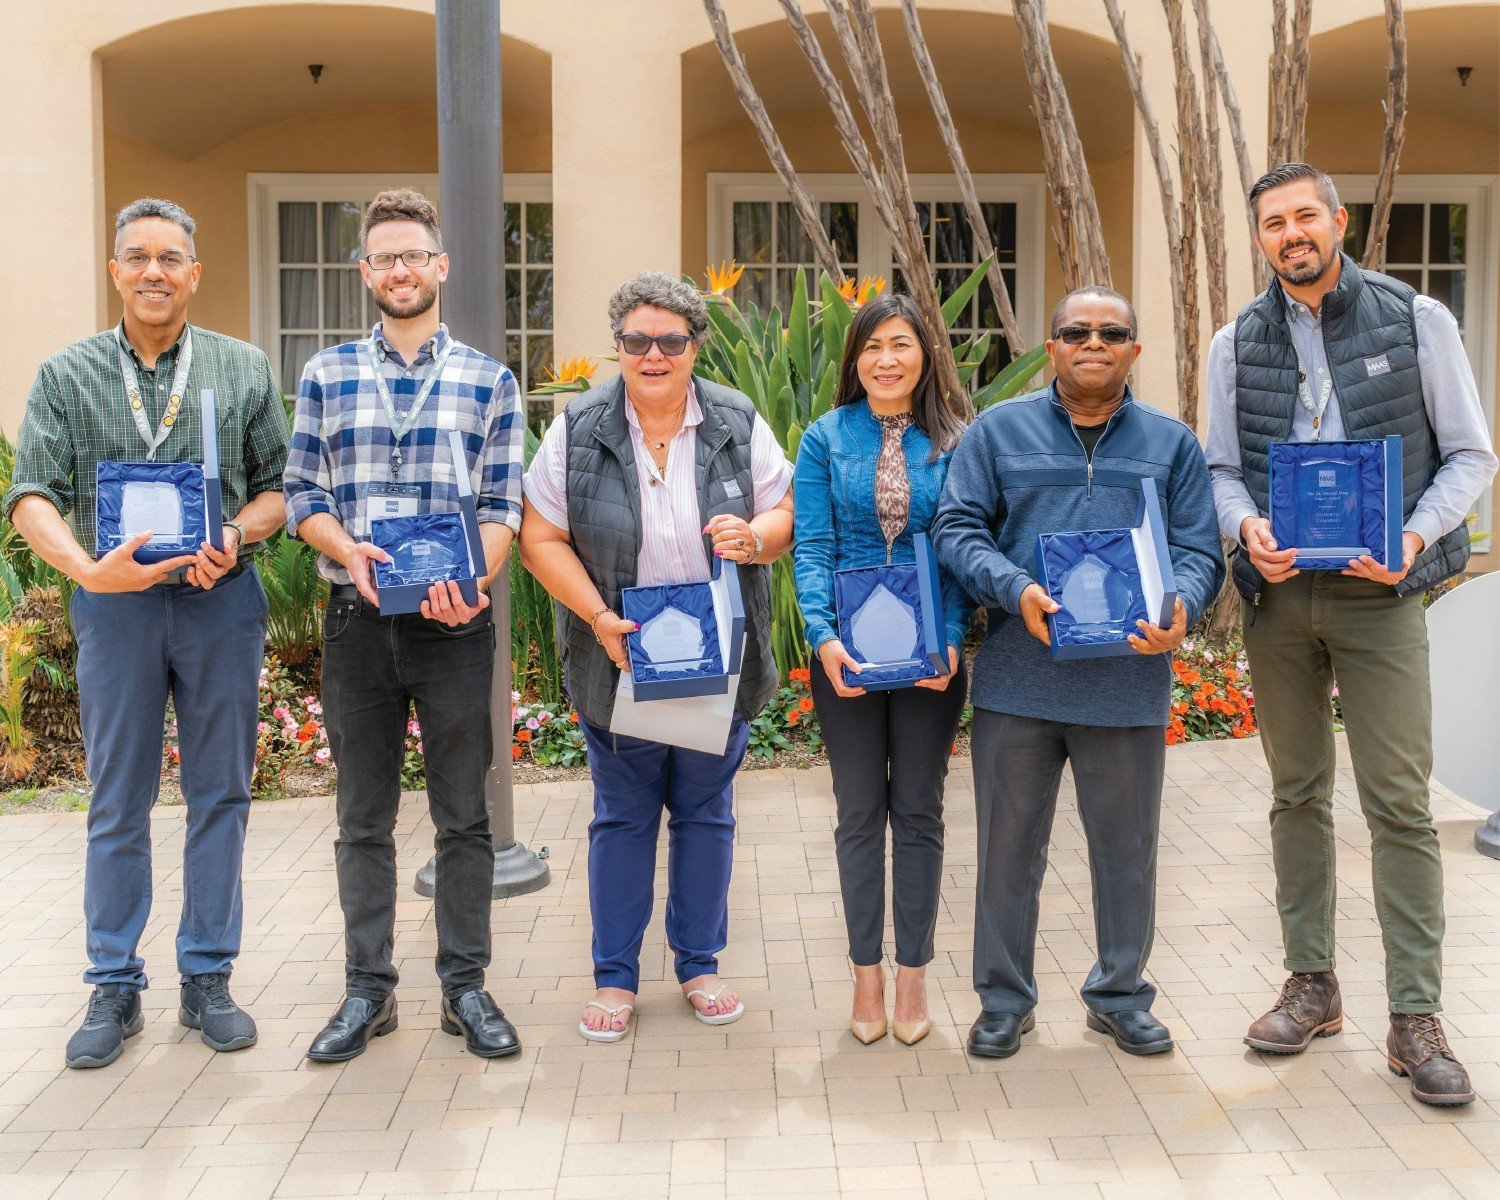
top-left (1206, 163), bottom-right (1496, 1106)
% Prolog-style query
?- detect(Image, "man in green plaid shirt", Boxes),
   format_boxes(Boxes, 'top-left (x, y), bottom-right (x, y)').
top-left (4, 197), bottom-right (290, 1070)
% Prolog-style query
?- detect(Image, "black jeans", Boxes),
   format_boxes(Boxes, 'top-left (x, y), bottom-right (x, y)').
top-left (811, 659), bottom-right (967, 967)
top-left (321, 591), bottom-right (496, 1000)
top-left (971, 709), bottom-right (1164, 1016)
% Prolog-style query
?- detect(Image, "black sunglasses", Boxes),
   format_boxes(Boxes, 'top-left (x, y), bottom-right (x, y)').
top-left (1054, 324), bottom-right (1134, 346)
top-left (617, 333), bottom-right (693, 357)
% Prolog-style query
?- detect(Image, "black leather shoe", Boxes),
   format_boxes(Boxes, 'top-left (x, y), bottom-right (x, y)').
top-left (1086, 1007), bottom-right (1174, 1055)
top-left (967, 1010), bottom-right (1035, 1058)
top-left (306, 994), bottom-right (397, 1063)
top-left (441, 988), bottom-right (521, 1058)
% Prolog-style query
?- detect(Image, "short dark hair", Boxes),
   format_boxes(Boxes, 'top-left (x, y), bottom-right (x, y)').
top-left (834, 292), bottom-right (966, 456)
top-left (1050, 286), bottom-right (1137, 339)
top-left (1248, 163), bottom-right (1341, 221)
top-left (114, 198), bottom-right (196, 256)
top-left (360, 188), bottom-right (443, 251)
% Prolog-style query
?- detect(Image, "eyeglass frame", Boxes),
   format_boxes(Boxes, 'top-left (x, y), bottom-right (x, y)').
top-left (362, 249), bottom-right (443, 271)
top-left (616, 332), bottom-right (695, 357)
top-left (1052, 324), bottom-right (1135, 346)
top-left (114, 250), bottom-right (196, 271)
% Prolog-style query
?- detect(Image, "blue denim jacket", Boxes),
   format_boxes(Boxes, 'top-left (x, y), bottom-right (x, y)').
top-left (793, 399), bottom-right (973, 654)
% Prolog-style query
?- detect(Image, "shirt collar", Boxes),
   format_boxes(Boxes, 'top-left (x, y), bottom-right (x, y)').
top-left (371, 321), bottom-right (450, 366)
top-left (114, 319), bottom-right (190, 368)
top-left (623, 379), bottom-right (704, 433)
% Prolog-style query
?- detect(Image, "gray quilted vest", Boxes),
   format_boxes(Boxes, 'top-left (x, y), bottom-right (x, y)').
top-left (558, 374), bottom-right (778, 729)
top-left (1231, 251), bottom-right (1469, 599)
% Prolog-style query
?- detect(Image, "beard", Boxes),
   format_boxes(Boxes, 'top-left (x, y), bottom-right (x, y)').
top-left (372, 279), bottom-right (439, 320)
top-left (1273, 241), bottom-right (1334, 287)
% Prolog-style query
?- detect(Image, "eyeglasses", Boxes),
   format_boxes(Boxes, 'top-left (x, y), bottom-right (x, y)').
top-left (363, 249), bottom-right (440, 270)
top-left (617, 333), bottom-right (693, 357)
top-left (1054, 324), bottom-right (1134, 346)
top-left (116, 251), bottom-right (194, 271)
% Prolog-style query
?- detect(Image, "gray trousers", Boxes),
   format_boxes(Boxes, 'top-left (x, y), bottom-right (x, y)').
top-left (972, 709), bottom-right (1165, 1015)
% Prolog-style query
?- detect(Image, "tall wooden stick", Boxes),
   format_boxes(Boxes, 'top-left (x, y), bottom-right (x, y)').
top-left (1208, 22), bottom-right (1270, 290)
top-left (1361, 0), bottom-right (1408, 269)
top-left (701, 0), bottom-right (845, 283)
top-left (899, 0), bottom-right (1025, 358)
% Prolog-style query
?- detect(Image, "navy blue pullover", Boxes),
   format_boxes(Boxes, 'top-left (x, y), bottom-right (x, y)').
top-left (931, 385), bottom-right (1225, 727)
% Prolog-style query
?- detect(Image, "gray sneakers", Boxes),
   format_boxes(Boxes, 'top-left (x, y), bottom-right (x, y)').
top-left (179, 973), bottom-right (258, 1052)
top-left (65, 986), bottom-right (144, 1069)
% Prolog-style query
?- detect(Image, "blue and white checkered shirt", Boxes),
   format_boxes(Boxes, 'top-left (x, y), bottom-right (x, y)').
top-left (284, 323), bottom-right (524, 585)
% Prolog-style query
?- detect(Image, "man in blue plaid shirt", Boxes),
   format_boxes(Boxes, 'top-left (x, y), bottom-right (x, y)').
top-left (284, 189), bottom-right (525, 1063)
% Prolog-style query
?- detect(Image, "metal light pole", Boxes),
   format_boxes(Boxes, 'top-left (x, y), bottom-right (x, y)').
top-left (416, 0), bottom-right (549, 899)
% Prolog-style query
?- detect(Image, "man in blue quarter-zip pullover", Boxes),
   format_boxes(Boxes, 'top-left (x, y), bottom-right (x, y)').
top-left (933, 287), bottom-right (1224, 1060)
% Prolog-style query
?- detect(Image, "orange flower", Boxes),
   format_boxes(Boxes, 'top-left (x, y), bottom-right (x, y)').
top-left (569, 711), bottom-right (580, 723)
top-left (798, 696), bottom-right (814, 713)
top-left (789, 667), bottom-right (811, 684)
top-left (837, 275), bottom-right (887, 305)
top-left (516, 729), bottom-right (532, 742)
top-left (544, 356), bottom-right (598, 385)
top-left (705, 259), bottom-right (745, 295)
top-left (1223, 667), bottom-right (1239, 682)
top-left (512, 743), bottom-right (523, 759)
top-left (1177, 668), bottom-right (1202, 686)
top-left (786, 709), bottom-right (801, 726)
top-left (1171, 701), bottom-right (1188, 716)
top-left (1165, 728), bottom-right (1180, 745)
top-left (950, 741), bottom-right (958, 756)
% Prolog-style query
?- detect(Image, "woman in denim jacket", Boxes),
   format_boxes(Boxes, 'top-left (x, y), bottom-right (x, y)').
top-left (793, 293), bottom-right (972, 1046)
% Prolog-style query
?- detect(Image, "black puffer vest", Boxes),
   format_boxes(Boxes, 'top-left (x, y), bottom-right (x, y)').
top-left (558, 375), bottom-right (778, 729)
top-left (1231, 252), bottom-right (1469, 599)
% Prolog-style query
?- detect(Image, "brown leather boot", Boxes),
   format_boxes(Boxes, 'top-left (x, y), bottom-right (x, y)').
top-left (1244, 971), bottom-right (1342, 1053)
top-left (1387, 1014), bottom-right (1475, 1106)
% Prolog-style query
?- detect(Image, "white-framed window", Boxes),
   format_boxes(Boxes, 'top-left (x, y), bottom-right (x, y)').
top-left (707, 172), bottom-right (1047, 383)
top-left (1335, 174), bottom-right (1498, 552)
top-left (247, 173), bottom-right (553, 395)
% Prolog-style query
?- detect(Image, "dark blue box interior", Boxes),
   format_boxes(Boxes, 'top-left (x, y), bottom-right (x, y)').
top-left (834, 562), bottom-right (940, 689)
top-left (1269, 439), bottom-right (1400, 570)
top-left (95, 461), bottom-right (208, 563)
top-left (623, 582), bottom-right (724, 686)
top-left (1037, 528), bottom-right (1150, 649)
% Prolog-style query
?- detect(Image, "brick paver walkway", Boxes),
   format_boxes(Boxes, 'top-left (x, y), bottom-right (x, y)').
top-left (0, 736), bottom-right (1496, 1199)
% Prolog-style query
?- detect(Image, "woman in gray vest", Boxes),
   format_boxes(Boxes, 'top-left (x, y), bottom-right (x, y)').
top-left (520, 271), bottom-right (794, 1042)
top-left (793, 293), bottom-right (972, 1046)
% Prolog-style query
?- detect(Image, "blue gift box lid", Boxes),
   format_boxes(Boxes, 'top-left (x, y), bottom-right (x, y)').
top-left (1034, 476), bottom-right (1178, 661)
top-left (1269, 436), bottom-right (1403, 570)
top-left (833, 531), bottom-right (948, 691)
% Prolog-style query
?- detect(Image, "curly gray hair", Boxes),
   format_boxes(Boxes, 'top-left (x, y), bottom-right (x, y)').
top-left (114, 197), bottom-right (197, 255)
top-left (607, 271), bottom-right (709, 345)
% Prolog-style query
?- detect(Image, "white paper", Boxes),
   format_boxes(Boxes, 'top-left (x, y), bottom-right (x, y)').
top-left (367, 492), bottom-right (420, 520)
top-left (120, 481), bottom-right (184, 543)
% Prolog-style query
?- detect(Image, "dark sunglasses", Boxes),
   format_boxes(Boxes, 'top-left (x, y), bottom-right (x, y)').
top-left (618, 333), bottom-right (693, 357)
top-left (1054, 324), bottom-right (1134, 346)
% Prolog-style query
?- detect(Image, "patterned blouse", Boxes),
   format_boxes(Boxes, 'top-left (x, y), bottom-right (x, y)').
top-left (874, 411), bottom-right (913, 546)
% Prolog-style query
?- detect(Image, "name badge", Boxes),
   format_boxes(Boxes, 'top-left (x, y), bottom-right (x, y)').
top-left (368, 484), bottom-right (421, 522)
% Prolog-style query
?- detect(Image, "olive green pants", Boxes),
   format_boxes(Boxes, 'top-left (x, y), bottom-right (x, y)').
top-left (1243, 571), bottom-right (1442, 1013)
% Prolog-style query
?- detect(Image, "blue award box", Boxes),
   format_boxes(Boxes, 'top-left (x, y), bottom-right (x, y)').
top-left (622, 558), bottom-right (746, 701)
top-left (96, 389), bottom-right (224, 564)
top-left (371, 430), bottom-right (488, 615)
top-left (1034, 477), bottom-right (1178, 660)
top-left (1269, 436), bottom-right (1403, 570)
top-left (834, 532), bottom-right (950, 690)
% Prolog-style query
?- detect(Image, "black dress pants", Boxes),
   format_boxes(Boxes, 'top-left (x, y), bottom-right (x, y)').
top-left (811, 660), bottom-right (967, 967)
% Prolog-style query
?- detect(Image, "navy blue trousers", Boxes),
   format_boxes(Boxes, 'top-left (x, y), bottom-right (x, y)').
top-left (579, 714), bottom-right (750, 991)
top-left (71, 567), bottom-right (267, 990)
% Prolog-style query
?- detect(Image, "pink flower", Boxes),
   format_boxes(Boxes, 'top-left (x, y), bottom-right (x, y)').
top-left (272, 706), bottom-right (289, 720)
top-left (415, 741), bottom-right (423, 753)
top-left (257, 722), bottom-right (270, 734)
top-left (315, 747), bottom-right (330, 763)
top-left (526, 717), bottom-right (540, 731)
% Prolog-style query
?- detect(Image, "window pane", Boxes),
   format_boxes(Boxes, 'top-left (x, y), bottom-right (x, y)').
top-left (279, 202), bottom-right (317, 263)
top-left (280, 269), bottom-right (318, 328)
top-left (827, 202), bottom-right (858, 262)
top-left (1390, 268), bottom-right (1423, 290)
top-left (772, 269), bottom-right (793, 314)
top-left (733, 202), bottom-right (772, 264)
top-left (527, 334), bottom-right (553, 395)
top-left (776, 203), bottom-right (811, 265)
top-left (936, 268), bottom-right (969, 319)
top-left (280, 334), bottom-right (319, 394)
top-left (1385, 204), bottom-right (1424, 263)
top-left (983, 203), bottom-right (1018, 262)
top-left (526, 268), bottom-right (553, 329)
top-left (321, 201), bottom-right (363, 264)
top-left (1426, 269), bottom-right (1465, 328)
top-left (505, 333), bottom-right (522, 376)
top-left (1340, 204), bottom-right (1372, 259)
top-left (1428, 204), bottom-right (1466, 264)
top-left (505, 268), bottom-right (521, 332)
top-left (323, 269), bottom-right (365, 329)
top-left (914, 202), bottom-right (932, 239)
top-left (734, 267), bottom-right (772, 311)
top-left (504, 203), bottom-right (521, 265)
top-left (526, 203), bottom-right (553, 264)
top-left (933, 202), bottom-right (972, 264)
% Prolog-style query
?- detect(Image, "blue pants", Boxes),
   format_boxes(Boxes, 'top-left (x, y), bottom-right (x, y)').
top-left (579, 715), bottom-right (750, 991)
top-left (71, 568), bottom-right (268, 990)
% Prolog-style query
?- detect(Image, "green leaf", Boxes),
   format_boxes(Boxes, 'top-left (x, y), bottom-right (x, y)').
top-left (940, 254), bottom-right (994, 327)
top-left (811, 359), bottom-right (838, 422)
top-left (972, 344), bottom-right (1049, 410)
top-left (770, 384), bottom-right (793, 443)
top-left (788, 270), bottom-right (812, 384)
top-left (785, 420), bottom-right (804, 464)
top-left (733, 340), bottom-right (765, 411)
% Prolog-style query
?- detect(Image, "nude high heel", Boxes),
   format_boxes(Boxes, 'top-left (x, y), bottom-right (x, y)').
top-left (849, 963), bottom-right (887, 1044)
top-left (892, 966), bottom-right (931, 1046)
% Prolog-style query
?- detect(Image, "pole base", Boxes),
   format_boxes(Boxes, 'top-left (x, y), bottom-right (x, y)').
top-left (414, 839), bottom-right (551, 899)
top-left (1476, 811), bottom-right (1500, 861)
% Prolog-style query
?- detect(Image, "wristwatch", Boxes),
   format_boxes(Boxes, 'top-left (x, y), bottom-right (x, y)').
top-left (224, 519), bottom-right (246, 547)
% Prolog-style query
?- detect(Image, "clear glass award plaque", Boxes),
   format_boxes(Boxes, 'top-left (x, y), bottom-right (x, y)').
top-left (120, 481), bottom-right (185, 544)
top-left (1058, 553), bottom-right (1136, 631)
top-left (639, 605), bottom-right (710, 671)
top-left (848, 583), bottom-right (921, 667)
top-left (1292, 458), bottom-right (1367, 556)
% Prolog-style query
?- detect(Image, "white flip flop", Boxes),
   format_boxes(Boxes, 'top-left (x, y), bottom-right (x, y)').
top-left (684, 983), bottom-right (745, 1026)
top-left (578, 1000), bottom-right (634, 1043)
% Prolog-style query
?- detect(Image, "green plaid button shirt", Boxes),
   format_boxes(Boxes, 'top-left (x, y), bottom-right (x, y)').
top-left (4, 323), bottom-right (291, 556)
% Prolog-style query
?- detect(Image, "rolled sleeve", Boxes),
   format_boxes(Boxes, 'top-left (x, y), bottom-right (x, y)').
top-left (4, 361), bottom-right (76, 522)
top-left (1204, 321), bottom-right (1261, 544)
top-left (282, 362), bottom-right (338, 539)
top-left (478, 364), bottom-right (525, 534)
top-left (521, 410), bottom-right (571, 531)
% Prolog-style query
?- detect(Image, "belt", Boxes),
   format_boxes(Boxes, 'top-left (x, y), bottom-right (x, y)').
top-left (161, 559), bottom-right (250, 587)
top-left (328, 582), bottom-right (381, 614)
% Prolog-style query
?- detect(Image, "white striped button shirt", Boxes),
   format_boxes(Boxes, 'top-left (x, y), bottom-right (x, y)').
top-left (523, 383), bottom-right (792, 586)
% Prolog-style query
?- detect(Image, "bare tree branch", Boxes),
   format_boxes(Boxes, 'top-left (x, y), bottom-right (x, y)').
top-left (899, 0), bottom-right (1025, 358)
top-left (1162, 0), bottom-right (1202, 429)
top-left (1190, 0), bottom-right (1228, 331)
top-left (1207, 22), bottom-right (1270, 289)
top-left (1287, 0), bottom-right (1313, 162)
top-left (1268, 0), bottom-right (1289, 165)
top-left (1362, 0), bottom-right (1408, 268)
top-left (700, 0), bottom-right (844, 282)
